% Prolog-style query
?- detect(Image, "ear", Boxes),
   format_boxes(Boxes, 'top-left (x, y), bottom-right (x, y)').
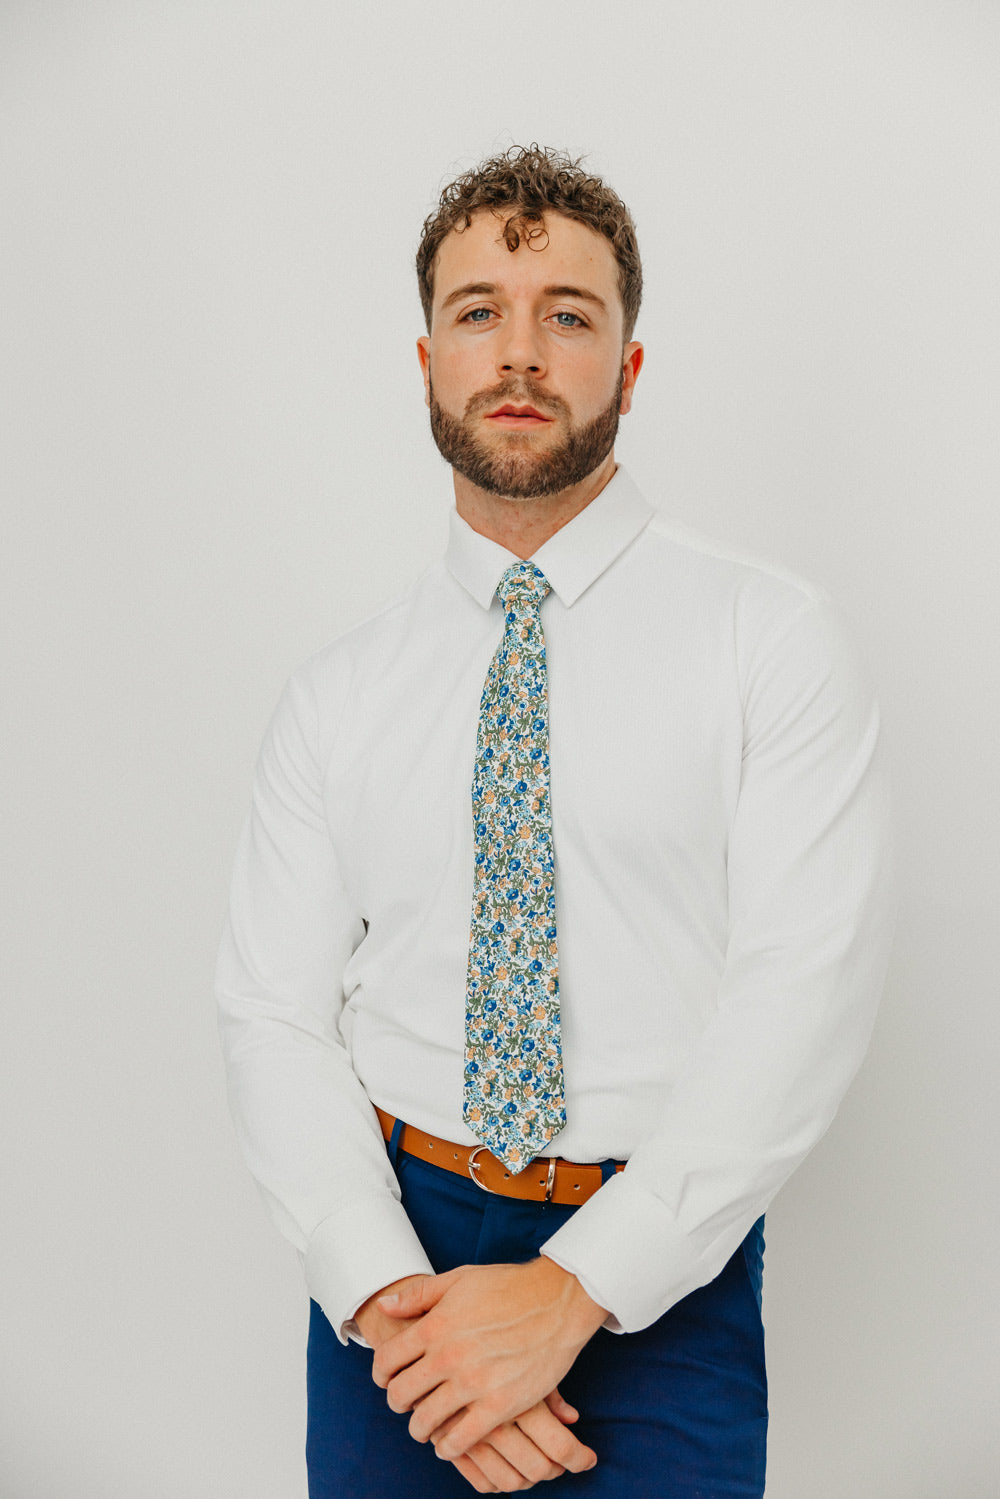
top-left (619, 342), bottom-right (644, 415)
top-left (416, 336), bottom-right (431, 408)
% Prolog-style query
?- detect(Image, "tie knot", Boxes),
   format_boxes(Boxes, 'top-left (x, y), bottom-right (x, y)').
top-left (497, 562), bottom-right (550, 616)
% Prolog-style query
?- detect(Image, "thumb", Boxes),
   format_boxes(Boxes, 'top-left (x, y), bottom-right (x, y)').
top-left (378, 1270), bottom-right (452, 1318)
top-left (545, 1386), bottom-right (580, 1424)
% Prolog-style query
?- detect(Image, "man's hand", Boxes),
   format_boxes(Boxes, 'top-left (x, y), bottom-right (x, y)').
top-left (355, 1273), bottom-right (427, 1348)
top-left (432, 1389), bottom-right (595, 1493)
top-left (357, 1273), bottom-right (598, 1490)
top-left (372, 1258), bottom-right (608, 1462)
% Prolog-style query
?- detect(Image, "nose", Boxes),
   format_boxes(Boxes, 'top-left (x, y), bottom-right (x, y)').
top-left (495, 312), bottom-right (546, 380)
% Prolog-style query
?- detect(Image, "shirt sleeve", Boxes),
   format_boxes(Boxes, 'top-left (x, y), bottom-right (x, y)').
top-left (215, 668), bottom-right (434, 1344)
top-left (540, 591), bottom-right (897, 1332)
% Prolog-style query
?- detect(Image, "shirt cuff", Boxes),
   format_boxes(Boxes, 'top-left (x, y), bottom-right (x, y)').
top-left (304, 1192), bottom-right (434, 1346)
top-left (539, 1172), bottom-right (711, 1333)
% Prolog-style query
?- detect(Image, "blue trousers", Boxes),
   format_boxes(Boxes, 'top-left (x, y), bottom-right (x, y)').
top-left (307, 1149), bottom-right (767, 1497)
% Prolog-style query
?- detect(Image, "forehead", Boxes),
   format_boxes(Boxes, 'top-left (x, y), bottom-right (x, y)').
top-left (433, 210), bottom-right (620, 310)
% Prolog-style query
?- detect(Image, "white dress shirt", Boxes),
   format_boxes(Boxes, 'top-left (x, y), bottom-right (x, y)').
top-left (216, 466), bottom-right (895, 1342)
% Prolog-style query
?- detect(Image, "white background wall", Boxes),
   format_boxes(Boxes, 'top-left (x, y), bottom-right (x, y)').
top-left (2, 3), bottom-right (997, 1495)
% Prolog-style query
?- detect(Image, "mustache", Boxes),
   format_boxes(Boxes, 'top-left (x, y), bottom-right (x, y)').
top-left (464, 379), bottom-right (569, 421)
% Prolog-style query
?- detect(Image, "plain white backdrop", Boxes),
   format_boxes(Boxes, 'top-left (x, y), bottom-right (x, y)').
top-left (2, 3), bottom-right (998, 1495)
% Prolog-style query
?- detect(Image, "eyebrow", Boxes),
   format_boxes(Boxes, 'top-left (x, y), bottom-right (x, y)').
top-left (440, 282), bottom-right (498, 310)
top-left (542, 284), bottom-right (608, 314)
top-left (439, 281), bottom-right (609, 315)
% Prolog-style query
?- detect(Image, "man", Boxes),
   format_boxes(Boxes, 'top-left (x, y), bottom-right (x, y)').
top-left (216, 145), bottom-right (895, 1496)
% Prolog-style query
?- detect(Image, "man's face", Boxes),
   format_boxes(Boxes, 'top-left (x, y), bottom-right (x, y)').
top-left (417, 211), bottom-right (642, 500)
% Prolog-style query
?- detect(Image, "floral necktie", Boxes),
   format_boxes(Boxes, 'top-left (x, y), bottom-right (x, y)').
top-left (464, 561), bottom-right (566, 1172)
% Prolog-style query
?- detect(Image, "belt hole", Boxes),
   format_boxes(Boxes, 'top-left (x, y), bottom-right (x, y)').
top-left (573, 1183), bottom-right (581, 1191)
top-left (427, 1141), bottom-right (434, 1149)
top-left (453, 1152), bottom-right (459, 1160)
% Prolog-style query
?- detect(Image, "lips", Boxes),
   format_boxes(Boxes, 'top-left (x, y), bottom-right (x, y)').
top-left (486, 403), bottom-right (552, 425)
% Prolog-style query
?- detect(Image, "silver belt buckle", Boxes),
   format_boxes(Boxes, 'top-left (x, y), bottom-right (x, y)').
top-left (468, 1145), bottom-right (558, 1201)
top-left (467, 1144), bottom-right (496, 1193)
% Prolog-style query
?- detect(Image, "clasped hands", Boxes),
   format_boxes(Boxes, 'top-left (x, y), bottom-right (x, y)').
top-left (356, 1258), bottom-right (607, 1493)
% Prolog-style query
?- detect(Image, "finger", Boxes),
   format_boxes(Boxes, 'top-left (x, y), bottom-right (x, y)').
top-left (434, 1412), bottom-right (506, 1494)
top-left (448, 1452), bottom-right (499, 1493)
top-left (544, 1387), bottom-right (579, 1423)
top-left (371, 1325), bottom-right (425, 1389)
top-left (435, 1402), bottom-right (510, 1463)
top-left (379, 1268), bottom-right (456, 1319)
top-left (428, 1407), bottom-right (464, 1442)
top-left (408, 1381), bottom-right (468, 1443)
top-left (462, 1436), bottom-right (534, 1492)
top-left (387, 1358), bottom-right (455, 1418)
top-left (450, 1453), bottom-right (501, 1493)
top-left (477, 1422), bottom-right (565, 1486)
top-left (516, 1403), bottom-right (597, 1474)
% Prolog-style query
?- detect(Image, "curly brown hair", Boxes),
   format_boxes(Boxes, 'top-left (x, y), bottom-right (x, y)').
top-left (416, 144), bottom-right (642, 339)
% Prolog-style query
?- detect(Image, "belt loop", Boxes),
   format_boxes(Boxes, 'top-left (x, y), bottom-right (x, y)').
top-left (387, 1115), bottom-right (405, 1171)
top-left (599, 1158), bottom-right (617, 1185)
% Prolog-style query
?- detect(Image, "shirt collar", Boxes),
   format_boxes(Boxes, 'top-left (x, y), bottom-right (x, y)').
top-left (444, 465), bottom-right (655, 610)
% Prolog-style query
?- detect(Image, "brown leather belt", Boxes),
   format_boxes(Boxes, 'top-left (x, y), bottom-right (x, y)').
top-left (375, 1106), bottom-right (624, 1206)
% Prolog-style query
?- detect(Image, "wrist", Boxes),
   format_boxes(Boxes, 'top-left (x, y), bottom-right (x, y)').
top-left (533, 1256), bottom-right (608, 1345)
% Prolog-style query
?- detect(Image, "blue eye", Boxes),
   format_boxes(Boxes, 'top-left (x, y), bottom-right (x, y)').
top-left (464, 307), bottom-right (493, 322)
top-left (553, 312), bottom-right (583, 328)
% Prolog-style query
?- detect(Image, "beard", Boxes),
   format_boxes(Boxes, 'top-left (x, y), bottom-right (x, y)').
top-left (428, 369), bottom-right (623, 500)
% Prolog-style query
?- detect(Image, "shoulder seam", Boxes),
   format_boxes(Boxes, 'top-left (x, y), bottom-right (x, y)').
top-left (297, 559), bottom-right (443, 669)
top-left (643, 512), bottom-right (827, 603)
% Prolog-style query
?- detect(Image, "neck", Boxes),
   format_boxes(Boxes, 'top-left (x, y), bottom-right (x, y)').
top-left (453, 454), bottom-right (618, 559)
